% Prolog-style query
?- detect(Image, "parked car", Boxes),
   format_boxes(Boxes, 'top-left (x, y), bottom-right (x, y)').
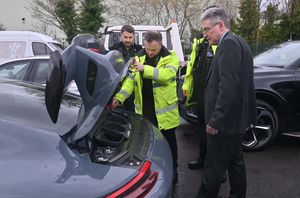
top-left (0, 55), bottom-right (50, 83)
top-left (0, 56), bottom-right (79, 94)
top-left (178, 41), bottom-right (300, 151)
top-left (0, 44), bottom-right (173, 197)
top-left (0, 34), bottom-right (109, 95)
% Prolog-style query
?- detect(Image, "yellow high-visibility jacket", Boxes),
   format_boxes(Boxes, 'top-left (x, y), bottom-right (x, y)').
top-left (182, 38), bottom-right (217, 106)
top-left (114, 47), bottom-right (180, 130)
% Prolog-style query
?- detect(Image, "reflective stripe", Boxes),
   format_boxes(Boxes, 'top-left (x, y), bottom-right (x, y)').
top-left (135, 105), bottom-right (140, 112)
top-left (119, 90), bottom-right (130, 98)
top-left (165, 65), bottom-right (177, 73)
top-left (153, 68), bottom-right (159, 80)
top-left (156, 103), bottom-right (178, 115)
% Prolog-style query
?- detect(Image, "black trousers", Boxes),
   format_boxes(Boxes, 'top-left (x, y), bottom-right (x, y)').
top-left (196, 134), bottom-right (246, 198)
top-left (161, 128), bottom-right (178, 169)
top-left (196, 107), bottom-right (207, 162)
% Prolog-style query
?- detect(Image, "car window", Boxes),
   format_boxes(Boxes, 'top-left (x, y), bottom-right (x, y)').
top-left (0, 41), bottom-right (26, 61)
top-left (0, 61), bottom-right (30, 80)
top-left (254, 42), bottom-right (300, 67)
top-left (32, 42), bottom-right (52, 55)
top-left (33, 60), bottom-right (49, 83)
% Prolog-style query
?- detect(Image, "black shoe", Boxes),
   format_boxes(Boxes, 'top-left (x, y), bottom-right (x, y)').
top-left (188, 159), bottom-right (204, 169)
top-left (221, 175), bottom-right (226, 183)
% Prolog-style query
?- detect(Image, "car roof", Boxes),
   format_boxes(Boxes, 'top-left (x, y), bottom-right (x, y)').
top-left (0, 56), bottom-right (50, 65)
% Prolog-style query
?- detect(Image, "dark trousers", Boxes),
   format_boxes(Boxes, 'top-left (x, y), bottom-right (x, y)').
top-left (196, 134), bottom-right (246, 198)
top-left (196, 108), bottom-right (206, 162)
top-left (161, 128), bottom-right (178, 169)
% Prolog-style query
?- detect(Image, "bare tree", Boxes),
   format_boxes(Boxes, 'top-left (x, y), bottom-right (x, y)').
top-left (107, 0), bottom-right (240, 41)
top-left (280, 0), bottom-right (293, 11)
top-left (213, 0), bottom-right (240, 19)
top-left (28, 0), bottom-right (80, 42)
top-left (107, 0), bottom-right (214, 40)
top-left (33, 22), bottom-right (57, 38)
top-left (28, 0), bottom-right (63, 30)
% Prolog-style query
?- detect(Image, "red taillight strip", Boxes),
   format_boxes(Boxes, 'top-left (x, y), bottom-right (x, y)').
top-left (89, 48), bottom-right (101, 53)
top-left (105, 161), bottom-right (156, 198)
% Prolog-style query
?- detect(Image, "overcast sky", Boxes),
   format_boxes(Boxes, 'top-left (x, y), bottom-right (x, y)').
top-left (0, 0), bottom-right (37, 31)
top-left (0, 0), bottom-right (65, 40)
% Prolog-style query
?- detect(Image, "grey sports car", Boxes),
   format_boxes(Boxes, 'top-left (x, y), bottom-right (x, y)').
top-left (0, 40), bottom-right (173, 197)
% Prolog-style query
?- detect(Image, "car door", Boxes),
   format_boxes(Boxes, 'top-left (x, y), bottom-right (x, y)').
top-left (0, 60), bottom-right (33, 81)
top-left (294, 58), bottom-right (300, 119)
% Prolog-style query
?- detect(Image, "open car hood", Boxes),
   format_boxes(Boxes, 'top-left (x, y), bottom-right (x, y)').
top-left (45, 36), bottom-right (131, 142)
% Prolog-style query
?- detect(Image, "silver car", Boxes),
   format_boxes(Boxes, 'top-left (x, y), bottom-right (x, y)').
top-left (0, 40), bottom-right (173, 197)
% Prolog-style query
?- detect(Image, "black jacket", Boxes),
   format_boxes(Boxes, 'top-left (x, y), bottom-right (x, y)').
top-left (204, 31), bottom-right (256, 135)
top-left (110, 42), bottom-right (143, 62)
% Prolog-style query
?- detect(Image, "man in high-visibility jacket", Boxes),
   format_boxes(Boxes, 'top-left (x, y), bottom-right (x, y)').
top-left (182, 33), bottom-right (217, 169)
top-left (110, 25), bottom-right (143, 112)
top-left (112, 30), bottom-right (180, 183)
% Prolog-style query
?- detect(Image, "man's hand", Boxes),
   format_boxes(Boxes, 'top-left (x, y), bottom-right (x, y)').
top-left (111, 99), bottom-right (120, 110)
top-left (183, 90), bottom-right (189, 96)
top-left (133, 61), bottom-right (144, 72)
top-left (206, 125), bottom-right (218, 135)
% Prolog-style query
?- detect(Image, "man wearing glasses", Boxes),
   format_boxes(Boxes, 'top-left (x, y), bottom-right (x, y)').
top-left (196, 7), bottom-right (256, 198)
top-left (183, 6), bottom-right (221, 172)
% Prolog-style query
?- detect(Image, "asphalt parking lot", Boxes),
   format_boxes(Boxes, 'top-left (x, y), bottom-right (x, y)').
top-left (173, 119), bottom-right (300, 198)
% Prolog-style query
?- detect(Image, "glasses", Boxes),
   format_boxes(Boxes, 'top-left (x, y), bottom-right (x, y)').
top-left (202, 22), bottom-right (220, 33)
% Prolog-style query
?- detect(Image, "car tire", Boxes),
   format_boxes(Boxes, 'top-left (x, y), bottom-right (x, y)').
top-left (242, 99), bottom-right (279, 151)
top-left (178, 97), bottom-right (198, 123)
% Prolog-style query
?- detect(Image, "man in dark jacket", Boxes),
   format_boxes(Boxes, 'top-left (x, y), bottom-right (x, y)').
top-left (110, 25), bottom-right (143, 62)
top-left (196, 7), bottom-right (256, 198)
top-left (110, 25), bottom-right (143, 112)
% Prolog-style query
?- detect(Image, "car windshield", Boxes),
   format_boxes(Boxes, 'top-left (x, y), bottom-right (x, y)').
top-left (254, 41), bottom-right (300, 67)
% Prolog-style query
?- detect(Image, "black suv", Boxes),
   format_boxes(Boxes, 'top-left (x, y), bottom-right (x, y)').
top-left (178, 41), bottom-right (300, 151)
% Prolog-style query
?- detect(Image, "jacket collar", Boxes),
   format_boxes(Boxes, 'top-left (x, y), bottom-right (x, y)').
top-left (137, 45), bottom-right (170, 58)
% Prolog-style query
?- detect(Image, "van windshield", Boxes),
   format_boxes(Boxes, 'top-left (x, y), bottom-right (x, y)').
top-left (48, 42), bottom-right (64, 52)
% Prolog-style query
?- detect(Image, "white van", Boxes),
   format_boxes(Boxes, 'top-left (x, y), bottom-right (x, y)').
top-left (102, 22), bottom-right (185, 65)
top-left (0, 31), bottom-right (63, 63)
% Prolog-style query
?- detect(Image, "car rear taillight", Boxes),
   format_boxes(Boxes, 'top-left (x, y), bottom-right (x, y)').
top-left (89, 48), bottom-right (101, 53)
top-left (105, 161), bottom-right (158, 198)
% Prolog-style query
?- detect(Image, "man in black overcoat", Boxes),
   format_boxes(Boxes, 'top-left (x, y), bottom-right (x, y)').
top-left (196, 7), bottom-right (256, 198)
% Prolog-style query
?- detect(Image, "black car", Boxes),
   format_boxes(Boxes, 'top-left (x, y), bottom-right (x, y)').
top-left (178, 41), bottom-right (300, 151)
